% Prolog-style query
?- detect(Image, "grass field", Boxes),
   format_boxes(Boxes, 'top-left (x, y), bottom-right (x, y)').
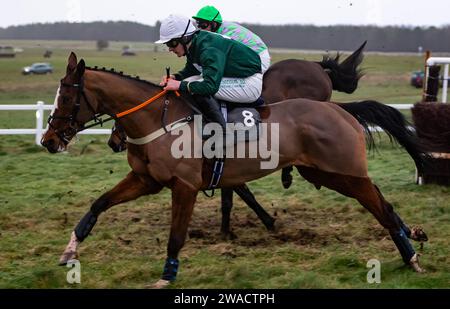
top-left (0, 40), bottom-right (449, 288)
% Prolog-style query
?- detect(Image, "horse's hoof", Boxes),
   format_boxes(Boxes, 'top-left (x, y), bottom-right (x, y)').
top-left (409, 253), bottom-right (425, 273)
top-left (220, 230), bottom-right (237, 241)
top-left (265, 219), bottom-right (276, 232)
top-left (149, 279), bottom-right (171, 289)
top-left (411, 226), bottom-right (428, 242)
top-left (58, 251), bottom-right (78, 266)
top-left (281, 176), bottom-right (292, 189)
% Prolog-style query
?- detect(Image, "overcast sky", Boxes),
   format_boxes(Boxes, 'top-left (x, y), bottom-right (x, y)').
top-left (2, 0), bottom-right (449, 28)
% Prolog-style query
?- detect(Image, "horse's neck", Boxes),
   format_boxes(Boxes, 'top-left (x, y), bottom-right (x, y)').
top-left (85, 70), bottom-right (189, 138)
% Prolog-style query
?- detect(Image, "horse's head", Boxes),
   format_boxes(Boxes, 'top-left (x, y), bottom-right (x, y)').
top-left (42, 52), bottom-right (97, 153)
top-left (108, 122), bottom-right (127, 153)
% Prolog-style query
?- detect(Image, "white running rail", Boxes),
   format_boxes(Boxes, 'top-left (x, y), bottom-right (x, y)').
top-left (426, 57), bottom-right (450, 103)
top-left (0, 101), bottom-right (414, 146)
top-left (0, 101), bottom-right (111, 145)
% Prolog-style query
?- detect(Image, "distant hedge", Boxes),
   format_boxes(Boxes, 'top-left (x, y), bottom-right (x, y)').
top-left (1, 21), bottom-right (449, 52)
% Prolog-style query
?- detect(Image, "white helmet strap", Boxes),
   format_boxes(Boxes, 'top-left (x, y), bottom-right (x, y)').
top-left (179, 20), bottom-right (193, 56)
top-left (178, 19), bottom-right (191, 42)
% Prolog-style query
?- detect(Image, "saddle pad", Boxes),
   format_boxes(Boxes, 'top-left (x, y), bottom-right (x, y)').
top-left (223, 105), bottom-right (261, 145)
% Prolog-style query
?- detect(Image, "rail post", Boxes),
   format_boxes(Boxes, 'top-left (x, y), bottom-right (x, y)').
top-left (35, 101), bottom-right (45, 145)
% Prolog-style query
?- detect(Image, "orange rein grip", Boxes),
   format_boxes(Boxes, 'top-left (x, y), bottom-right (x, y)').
top-left (115, 90), bottom-right (181, 118)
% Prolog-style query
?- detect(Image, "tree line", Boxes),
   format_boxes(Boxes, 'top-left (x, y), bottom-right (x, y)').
top-left (1, 21), bottom-right (449, 52)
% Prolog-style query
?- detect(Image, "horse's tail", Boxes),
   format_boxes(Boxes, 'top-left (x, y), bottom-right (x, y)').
top-left (318, 41), bottom-right (366, 94)
top-left (336, 100), bottom-right (429, 170)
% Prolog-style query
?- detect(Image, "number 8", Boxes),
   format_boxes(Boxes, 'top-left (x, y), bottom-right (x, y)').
top-left (242, 110), bottom-right (255, 127)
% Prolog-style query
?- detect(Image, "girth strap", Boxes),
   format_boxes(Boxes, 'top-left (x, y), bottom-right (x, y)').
top-left (126, 116), bottom-right (192, 145)
top-left (208, 158), bottom-right (225, 189)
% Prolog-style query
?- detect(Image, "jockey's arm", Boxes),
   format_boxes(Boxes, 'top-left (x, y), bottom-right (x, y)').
top-left (162, 62), bottom-right (200, 90)
top-left (179, 47), bottom-right (225, 96)
top-left (174, 62), bottom-right (200, 81)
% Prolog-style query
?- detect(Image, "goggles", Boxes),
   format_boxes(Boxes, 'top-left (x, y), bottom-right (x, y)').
top-left (197, 21), bottom-right (210, 29)
top-left (165, 39), bottom-right (180, 48)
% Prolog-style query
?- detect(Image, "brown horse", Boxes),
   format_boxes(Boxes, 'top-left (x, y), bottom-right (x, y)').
top-left (107, 42), bottom-right (428, 241)
top-left (42, 53), bottom-right (425, 287)
top-left (108, 42), bottom-right (366, 237)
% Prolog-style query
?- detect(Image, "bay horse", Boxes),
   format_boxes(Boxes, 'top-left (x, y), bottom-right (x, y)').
top-left (108, 42), bottom-right (428, 241)
top-left (42, 53), bottom-right (425, 288)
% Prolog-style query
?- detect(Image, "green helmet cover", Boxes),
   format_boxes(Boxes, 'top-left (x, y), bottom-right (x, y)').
top-left (192, 6), bottom-right (223, 23)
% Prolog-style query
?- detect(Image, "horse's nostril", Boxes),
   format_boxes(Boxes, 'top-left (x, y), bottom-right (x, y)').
top-left (41, 139), bottom-right (52, 147)
top-left (42, 138), bottom-right (55, 148)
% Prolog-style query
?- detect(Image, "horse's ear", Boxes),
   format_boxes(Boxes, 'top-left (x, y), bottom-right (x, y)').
top-left (67, 52), bottom-right (78, 73)
top-left (76, 59), bottom-right (85, 78)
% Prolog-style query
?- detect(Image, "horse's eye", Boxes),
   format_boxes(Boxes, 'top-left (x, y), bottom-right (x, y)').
top-left (62, 96), bottom-right (70, 104)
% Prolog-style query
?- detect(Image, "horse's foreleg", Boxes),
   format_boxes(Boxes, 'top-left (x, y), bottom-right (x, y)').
top-left (234, 184), bottom-right (275, 231)
top-left (220, 188), bottom-right (234, 239)
top-left (59, 171), bottom-right (162, 265)
top-left (154, 181), bottom-right (197, 288)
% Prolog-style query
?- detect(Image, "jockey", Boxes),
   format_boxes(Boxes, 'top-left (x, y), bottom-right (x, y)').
top-left (155, 14), bottom-right (262, 130)
top-left (192, 5), bottom-right (271, 73)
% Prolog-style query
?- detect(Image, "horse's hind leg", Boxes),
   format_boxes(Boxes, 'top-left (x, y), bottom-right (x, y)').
top-left (296, 166), bottom-right (424, 272)
top-left (59, 171), bottom-right (162, 265)
top-left (355, 182), bottom-right (423, 271)
top-left (374, 186), bottom-right (428, 242)
top-left (281, 166), bottom-right (294, 189)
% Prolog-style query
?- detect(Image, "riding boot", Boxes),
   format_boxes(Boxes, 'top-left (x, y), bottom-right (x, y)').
top-left (192, 95), bottom-right (226, 131)
top-left (193, 95), bottom-right (227, 183)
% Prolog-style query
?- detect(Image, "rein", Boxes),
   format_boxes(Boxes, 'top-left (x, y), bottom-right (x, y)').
top-left (50, 77), bottom-right (182, 143)
top-left (116, 89), bottom-right (179, 118)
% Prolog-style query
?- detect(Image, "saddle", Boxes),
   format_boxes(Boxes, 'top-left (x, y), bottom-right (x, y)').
top-left (187, 96), bottom-right (264, 144)
top-left (182, 94), bottom-right (265, 192)
top-left (221, 99), bottom-right (263, 145)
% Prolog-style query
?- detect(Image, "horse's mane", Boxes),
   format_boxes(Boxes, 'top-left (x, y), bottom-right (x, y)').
top-left (85, 66), bottom-right (163, 89)
top-left (85, 65), bottom-right (198, 114)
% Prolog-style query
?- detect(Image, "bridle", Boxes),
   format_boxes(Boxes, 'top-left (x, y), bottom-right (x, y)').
top-left (111, 122), bottom-right (127, 146)
top-left (47, 77), bottom-right (110, 144)
top-left (47, 69), bottom-right (187, 146)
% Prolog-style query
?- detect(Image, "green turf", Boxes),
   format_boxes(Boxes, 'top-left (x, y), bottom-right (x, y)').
top-left (0, 40), bottom-right (448, 288)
